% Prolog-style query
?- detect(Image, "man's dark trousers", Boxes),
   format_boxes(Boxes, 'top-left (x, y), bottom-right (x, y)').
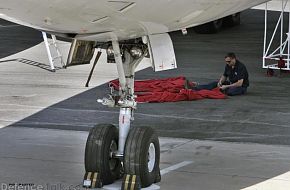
top-left (194, 81), bottom-right (247, 96)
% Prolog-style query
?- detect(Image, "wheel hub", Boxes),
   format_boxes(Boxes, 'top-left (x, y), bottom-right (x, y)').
top-left (148, 143), bottom-right (156, 172)
top-left (109, 140), bottom-right (118, 171)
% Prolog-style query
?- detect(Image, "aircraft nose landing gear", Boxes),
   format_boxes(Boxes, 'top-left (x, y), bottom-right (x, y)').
top-left (83, 39), bottom-right (161, 189)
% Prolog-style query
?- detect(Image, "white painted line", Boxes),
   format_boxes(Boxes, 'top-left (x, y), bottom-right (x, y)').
top-left (136, 112), bottom-right (290, 128)
top-left (241, 171), bottom-right (290, 190)
top-left (102, 161), bottom-right (193, 190)
top-left (160, 161), bottom-right (193, 176)
top-left (102, 180), bottom-right (160, 190)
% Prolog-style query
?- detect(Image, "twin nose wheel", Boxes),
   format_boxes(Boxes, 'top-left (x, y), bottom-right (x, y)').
top-left (84, 124), bottom-right (121, 187)
top-left (84, 124), bottom-right (161, 189)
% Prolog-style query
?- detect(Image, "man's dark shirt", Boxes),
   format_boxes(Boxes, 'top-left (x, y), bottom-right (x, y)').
top-left (223, 60), bottom-right (249, 87)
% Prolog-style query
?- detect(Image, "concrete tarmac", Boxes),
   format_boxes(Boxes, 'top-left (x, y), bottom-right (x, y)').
top-left (2, 9), bottom-right (289, 145)
top-left (0, 127), bottom-right (290, 190)
top-left (0, 9), bottom-right (290, 190)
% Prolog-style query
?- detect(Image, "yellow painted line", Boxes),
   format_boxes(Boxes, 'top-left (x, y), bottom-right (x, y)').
top-left (124, 175), bottom-right (130, 190)
top-left (86, 172), bottom-right (92, 180)
top-left (92, 172), bottom-right (98, 188)
top-left (131, 175), bottom-right (136, 190)
top-left (241, 171), bottom-right (290, 190)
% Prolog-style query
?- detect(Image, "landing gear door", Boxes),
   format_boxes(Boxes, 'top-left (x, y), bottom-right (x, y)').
top-left (66, 39), bottom-right (96, 67)
top-left (147, 33), bottom-right (177, 72)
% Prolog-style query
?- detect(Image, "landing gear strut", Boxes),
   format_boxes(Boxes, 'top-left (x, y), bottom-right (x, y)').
top-left (83, 39), bottom-right (161, 189)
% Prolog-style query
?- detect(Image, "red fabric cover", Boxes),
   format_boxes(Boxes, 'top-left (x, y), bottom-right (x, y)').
top-left (109, 76), bottom-right (226, 103)
top-left (110, 76), bottom-right (191, 93)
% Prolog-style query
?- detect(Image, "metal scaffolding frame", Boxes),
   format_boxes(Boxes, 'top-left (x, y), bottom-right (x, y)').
top-left (263, 0), bottom-right (290, 71)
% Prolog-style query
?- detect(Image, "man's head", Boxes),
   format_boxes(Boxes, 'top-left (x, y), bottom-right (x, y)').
top-left (224, 52), bottom-right (236, 67)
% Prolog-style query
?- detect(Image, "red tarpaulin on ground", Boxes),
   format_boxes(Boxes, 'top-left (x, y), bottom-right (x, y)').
top-left (110, 76), bottom-right (226, 103)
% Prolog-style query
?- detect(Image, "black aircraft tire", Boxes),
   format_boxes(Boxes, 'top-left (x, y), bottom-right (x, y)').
top-left (124, 126), bottom-right (160, 188)
top-left (85, 124), bottom-right (121, 185)
top-left (223, 12), bottom-right (241, 27)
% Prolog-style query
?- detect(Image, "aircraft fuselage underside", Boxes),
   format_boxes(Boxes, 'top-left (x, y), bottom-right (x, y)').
top-left (0, 0), bottom-right (269, 41)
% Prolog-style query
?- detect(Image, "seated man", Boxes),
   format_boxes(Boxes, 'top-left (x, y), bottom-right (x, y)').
top-left (194, 52), bottom-right (249, 96)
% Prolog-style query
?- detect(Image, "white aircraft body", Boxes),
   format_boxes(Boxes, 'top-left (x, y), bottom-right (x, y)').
top-left (0, 1), bottom-right (270, 189)
top-left (0, 0), bottom-right (269, 41)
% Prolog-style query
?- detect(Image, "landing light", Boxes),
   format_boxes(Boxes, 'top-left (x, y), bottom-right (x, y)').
top-left (106, 45), bottom-right (114, 57)
top-left (130, 46), bottom-right (143, 58)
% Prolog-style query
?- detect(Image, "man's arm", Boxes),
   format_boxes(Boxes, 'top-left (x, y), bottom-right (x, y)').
top-left (218, 75), bottom-right (227, 87)
top-left (220, 79), bottom-right (243, 90)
